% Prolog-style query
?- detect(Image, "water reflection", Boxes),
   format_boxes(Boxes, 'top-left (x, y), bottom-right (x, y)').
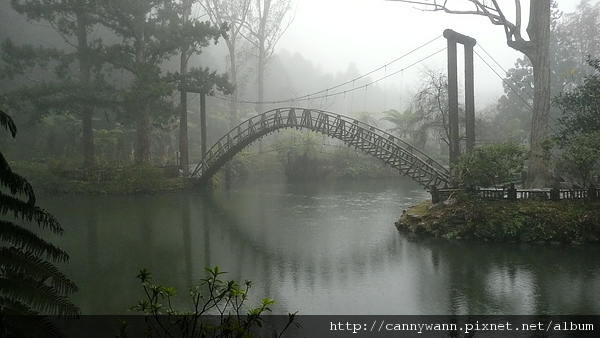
top-left (41, 179), bottom-right (600, 315)
top-left (412, 238), bottom-right (600, 315)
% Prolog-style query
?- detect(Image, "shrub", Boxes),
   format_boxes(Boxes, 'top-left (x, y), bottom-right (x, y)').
top-left (454, 142), bottom-right (527, 188)
top-left (122, 267), bottom-right (297, 338)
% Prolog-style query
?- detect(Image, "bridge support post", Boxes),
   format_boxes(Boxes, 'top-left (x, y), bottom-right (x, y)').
top-left (464, 42), bottom-right (475, 155)
top-left (430, 185), bottom-right (440, 204)
top-left (446, 37), bottom-right (459, 181)
top-left (444, 29), bottom-right (477, 186)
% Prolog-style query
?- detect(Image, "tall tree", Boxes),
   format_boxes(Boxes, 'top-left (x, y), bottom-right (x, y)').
top-left (175, 0), bottom-right (231, 175)
top-left (1, 109), bottom-right (79, 335)
top-left (556, 0), bottom-right (600, 71)
top-left (1, 0), bottom-right (110, 169)
top-left (97, 0), bottom-right (230, 166)
top-left (388, 0), bottom-right (552, 186)
top-left (551, 57), bottom-right (600, 187)
top-left (242, 0), bottom-right (295, 114)
top-left (179, 0), bottom-right (192, 174)
top-left (496, 1), bottom-right (600, 142)
top-left (202, 0), bottom-right (252, 127)
top-left (97, 0), bottom-right (182, 164)
top-left (553, 57), bottom-right (600, 142)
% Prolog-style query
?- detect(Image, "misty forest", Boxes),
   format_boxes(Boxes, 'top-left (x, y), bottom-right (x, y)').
top-left (1, 0), bottom-right (600, 336)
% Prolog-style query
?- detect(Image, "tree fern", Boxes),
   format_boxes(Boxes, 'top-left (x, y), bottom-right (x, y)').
top-left (1, 109), bottom-right (80, 336)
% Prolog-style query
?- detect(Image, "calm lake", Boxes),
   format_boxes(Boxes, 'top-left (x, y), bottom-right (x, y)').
top-left (41, 178), bottom-right (600, 315)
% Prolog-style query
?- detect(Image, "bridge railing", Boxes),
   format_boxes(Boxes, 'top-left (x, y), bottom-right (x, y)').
top-left (192, 107), bottom-right (451, 187)
top-left (336, 114), bottom-right (449, 176)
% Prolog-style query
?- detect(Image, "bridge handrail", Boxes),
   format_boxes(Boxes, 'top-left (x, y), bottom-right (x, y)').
top-left (191, 107), bottom-right (450, 186)
top-left (330, 111), bottom-right (448, 174)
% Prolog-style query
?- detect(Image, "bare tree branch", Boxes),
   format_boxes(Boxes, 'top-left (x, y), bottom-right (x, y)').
top-left (387, 0), bottom-right (534, 56)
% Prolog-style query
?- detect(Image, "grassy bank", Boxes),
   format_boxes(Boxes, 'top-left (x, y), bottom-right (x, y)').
top-left (396, 197), bottom-right (600, 244)
top-left (12, 162), bottom-right (194, 194)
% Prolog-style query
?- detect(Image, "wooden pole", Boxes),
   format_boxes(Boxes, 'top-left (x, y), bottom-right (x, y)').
top-left (465, 43), bottom-right (475, 154)
top-left (200, 93), bottom-right (207, 161)
top-left (446, 37), bottom-right (459, 184)
top-left (443, 29), bottom-right (477, 184)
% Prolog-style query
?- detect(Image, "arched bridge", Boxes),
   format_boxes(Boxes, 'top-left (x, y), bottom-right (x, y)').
top-left (191, 107), bottom-right (450, 188)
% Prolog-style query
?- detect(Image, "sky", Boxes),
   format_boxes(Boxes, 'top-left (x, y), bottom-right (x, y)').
top-left (276, 0), bottom-right (580, 110)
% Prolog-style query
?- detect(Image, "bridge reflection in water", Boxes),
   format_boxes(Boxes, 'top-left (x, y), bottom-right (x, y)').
top-left (43, 180), bottom-right (600, 315)
top-left (192, 108), bottom-right (450, 188)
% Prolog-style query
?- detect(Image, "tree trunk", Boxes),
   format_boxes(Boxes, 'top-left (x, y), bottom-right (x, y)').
top-left (525, 0), bottom-right (551, 187)
top-left (257, 42), bottom-right (265, 114)
top-left (229, 53), bottom-right (238, 127)
top-left (225, 38), bottom-right (239, 186)
top-left (179, 0), bottom-right (191, 176)
top-left (256, 0), bottom-right (270, 115)
top-left (179, 68), bottom-right (189, 174)
top-left (134, 36), bottom-right (151, 164)
top-left (77, 13), bottom-right (95, 169)
top-left (136, 106), bottom-right (151, 164)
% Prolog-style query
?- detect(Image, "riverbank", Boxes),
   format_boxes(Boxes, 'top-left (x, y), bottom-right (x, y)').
top-left (396, 197), bottom-right (600, 244)
top-left (11, 153), bottom-right (400, 194)
top-left (13, 162), bottom-right (194, 194)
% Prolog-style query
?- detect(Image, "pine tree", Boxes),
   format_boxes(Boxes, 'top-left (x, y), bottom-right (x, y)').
top-left (2, 0), bottom-right (114, 169)
top-left (97, 0), bottom-right (231, 164)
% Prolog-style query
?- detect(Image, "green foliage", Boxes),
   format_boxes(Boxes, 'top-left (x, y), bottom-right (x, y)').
top-left (273, 131), bottom-right (319, 181)
top-left (379, 109), bottom-right (411, 138)
top-left (2, 0), bottom-right (232, 166)
top-left (2, 0), bottom-right (118, 169)
top-left (399, 198), bottom-right (600, 244)
top-left (123, 266), bottom-right (297, 338)
top-left (97, 0), bottom-right (231, 163)
top-left (495, 1), bottom-right (600, 140)
top-left (268, 130), bottom-right (397, 181)
top-left (554, 131), bottom-right (600, 188)
top-left (549, 57), bottom-right (600, 187)
top-left (553, 57), bottom-right (600, 141)
top-left (0, 109), bottom-right (79, 336)
top-left (380, 68), bottom-right (454, 151)
top-left (454, 142), bottom-right (527, 188)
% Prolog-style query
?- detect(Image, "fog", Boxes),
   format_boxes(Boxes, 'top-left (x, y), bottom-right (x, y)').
top-left (1, 0), bottom-right (581, 116)
top-left (272, 0), bottom-right (580, 111)
top-left (0, 0), bottom-right (585, 133)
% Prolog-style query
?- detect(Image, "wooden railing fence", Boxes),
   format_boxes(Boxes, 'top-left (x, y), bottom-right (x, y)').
top-left (430, 183), bottom-right (600, 204)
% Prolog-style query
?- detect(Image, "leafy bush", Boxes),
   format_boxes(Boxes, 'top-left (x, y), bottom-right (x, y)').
top-left (555, 131), bottom-right (600, 187)
top-left (454, 142), bottom-right (527, 188)
top-left (122, 267), bottom-right (297, 338)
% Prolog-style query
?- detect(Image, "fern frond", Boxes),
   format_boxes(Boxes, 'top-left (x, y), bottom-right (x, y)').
top-left (0, 297), bottom-right (66, 338)
top-left (0, 221), bottom-right (69, 262)
top-left (0, 109), bottom-right (17, 138)
top-left (0, 195), bottom-right (63, 234)
top-left (0, 247), bottom-right (77, 294)
top-left (0, 296), bottom-right (38, 315)
top-left (0, 276), bottom-right (80, 317)
top-left (0, 151), bottom-right (36, 205)
top-left (1, 109), bottom-right (78, 323)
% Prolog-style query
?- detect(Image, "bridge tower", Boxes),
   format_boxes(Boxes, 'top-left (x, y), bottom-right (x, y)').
top-left (444, 29), bottom-right (476, 186)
